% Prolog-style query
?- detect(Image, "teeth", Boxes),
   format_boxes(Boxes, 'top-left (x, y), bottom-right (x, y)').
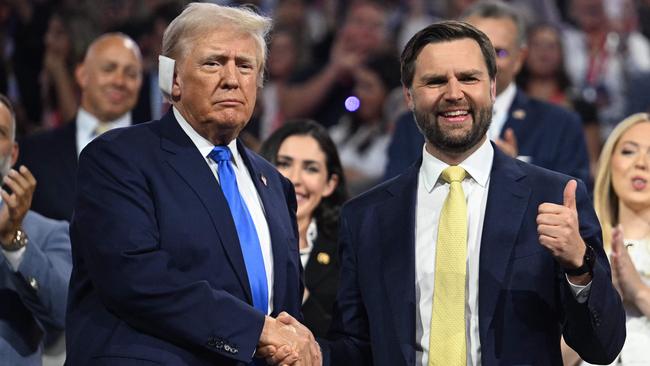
top-left (442, 110), bottom-right (468, 117)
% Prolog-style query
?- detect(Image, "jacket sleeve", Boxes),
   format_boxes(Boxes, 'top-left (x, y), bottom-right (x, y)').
top-left (6, 215), bottom-right (71, 332)
top-left (561, 179), bottom-right (626, 364)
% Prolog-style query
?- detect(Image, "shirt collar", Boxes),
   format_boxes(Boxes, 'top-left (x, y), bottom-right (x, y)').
top-left (493, 83), bottom-right (517, 119)
top-left (173, 107), bottom-right (241, 166)
top-left (76, 107), bottom-right (132, 138)
top-left (420, 137), bottom-right (494, 192)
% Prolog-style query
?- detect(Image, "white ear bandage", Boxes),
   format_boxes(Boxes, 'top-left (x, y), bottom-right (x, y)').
top-left (158, 55), bottom-right (176, 100)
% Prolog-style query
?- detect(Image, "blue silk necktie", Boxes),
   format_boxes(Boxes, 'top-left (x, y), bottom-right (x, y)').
top-left (209, 146), bottom-right (268, 314)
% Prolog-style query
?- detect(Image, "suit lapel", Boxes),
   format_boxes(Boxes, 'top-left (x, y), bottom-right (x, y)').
top-left (304, 233), bottom-right (336, 286)
top-left (478, 147), bottom-right (531, 344)
top-left (236, 140), bottom-right (291, 315)
top-left (160, 112), bottom-right (253, 304)
top-left (379, 163), bottom-right (419, 365)
top-left (502, 90), bottom-right (529, 139)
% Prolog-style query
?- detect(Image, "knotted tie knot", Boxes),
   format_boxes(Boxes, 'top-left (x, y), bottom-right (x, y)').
top-left (209, 146), bottom-right (232, 163)
top-left (441, 166), bottom-right (466, 184)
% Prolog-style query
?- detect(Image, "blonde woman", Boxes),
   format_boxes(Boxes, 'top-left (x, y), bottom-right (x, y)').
top-left (564, 112), bottom-right (650, 365)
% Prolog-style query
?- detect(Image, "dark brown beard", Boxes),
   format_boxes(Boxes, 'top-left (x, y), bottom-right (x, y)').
top-left (413, 103), bottom-right (492, 154)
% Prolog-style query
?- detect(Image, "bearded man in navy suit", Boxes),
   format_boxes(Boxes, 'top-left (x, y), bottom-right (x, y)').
top-left (297, 20), bottom-right (625, 366)
top-left (384, 2), bottom-right (591, 188)
top-left (66, 3), bottom-right (320, 365)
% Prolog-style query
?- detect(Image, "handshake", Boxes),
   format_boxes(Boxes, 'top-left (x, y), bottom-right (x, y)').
top-left (257, 312), bottom-right (322, 366)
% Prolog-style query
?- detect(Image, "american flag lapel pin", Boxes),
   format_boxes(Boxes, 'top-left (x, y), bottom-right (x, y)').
top-left (260, 174), bottom-right (268, 187)
top-left (512, 109), bottom-right (526, 119)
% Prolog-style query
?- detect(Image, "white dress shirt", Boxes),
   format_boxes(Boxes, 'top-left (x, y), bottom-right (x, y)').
top-left (414, 138), bottom-right (590, 366)
top-left (415, 138), bottom-right (493, 366)
top-left (173, 107), bottom-right (275, 314)
top-left (487, 83), bottom-right (517, 142)
top-left (76, 108), bottom-right (132, 156)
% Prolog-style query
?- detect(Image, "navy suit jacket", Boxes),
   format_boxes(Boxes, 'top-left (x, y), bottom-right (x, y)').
top-left (324, 146), bottom-right (625, 366)
top-left (66, 111), bottom-right (303, 365)
top-left (384, 90), bottom-right (591, 188)
top-left (0, 211), bottom-right (71, 365)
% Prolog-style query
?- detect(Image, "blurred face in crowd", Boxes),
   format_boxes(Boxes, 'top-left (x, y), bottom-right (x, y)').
top-left (268, 31), bottom-right (298, 80)
top-left (171, 28), bottom-right (260, 145)
top-left (44, 15), bottom-right (72, 58)
top-left (0, 103), bottom-right (17, 178)
top-left (275, 135), bottom-right (338, 222)
top-left (465, 16), bottom-right (524, 95)
top-left (76, 35), bottom-right (143, 122)
top-left (571, 0), bottom-right (607, 32)
top-left (354, 66), bottom-right (388, 122)
top-left (611, 121), bottom-right (650, 212)
top-left (340, 2), bottom-right (387, 56)
top-left (526, 26), bottom-right (563, 78)
top-left (405, 38), bottom-right (495, 159)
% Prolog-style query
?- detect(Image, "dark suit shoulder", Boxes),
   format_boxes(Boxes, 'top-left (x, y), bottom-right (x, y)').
top-left (521, 95), bottom-right (582, 127)
top-left (18, 122), bottom-right (76, 158)
top-left (344, 163), bottom-right (419, 214)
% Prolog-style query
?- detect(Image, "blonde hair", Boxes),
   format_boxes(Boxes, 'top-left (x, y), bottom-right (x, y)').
top-left (162, 3), bottom-right (272, 87)
top-left (594, 112), bottom-right (650, 251)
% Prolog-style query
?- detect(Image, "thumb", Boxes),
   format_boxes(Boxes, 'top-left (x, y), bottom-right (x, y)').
top-left (563, 179), bottom-right (577, 211)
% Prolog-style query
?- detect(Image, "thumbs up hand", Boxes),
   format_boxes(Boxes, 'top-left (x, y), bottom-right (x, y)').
top-left (537, 180), bottom-right (588, 276)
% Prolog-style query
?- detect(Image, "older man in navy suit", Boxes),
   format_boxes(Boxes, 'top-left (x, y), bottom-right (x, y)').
top-left (384, 2), bottom-right (591, 188)
top-left (66, 4), bottom-right (319, 365)
top-left (300, 21), bottom-right (625, 366)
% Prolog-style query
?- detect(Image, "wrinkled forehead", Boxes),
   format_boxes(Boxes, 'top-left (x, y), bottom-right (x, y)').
top-left (176, 26), bottom-right (263, 63)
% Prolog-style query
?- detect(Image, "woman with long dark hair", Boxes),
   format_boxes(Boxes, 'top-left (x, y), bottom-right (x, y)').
top-left (260, 119), bottom-right (348, 337)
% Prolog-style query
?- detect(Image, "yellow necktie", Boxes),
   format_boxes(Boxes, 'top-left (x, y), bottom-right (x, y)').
top-left (429, 166), bottom-right (468, 366)
top-left (94, 122), bottom-right (112, 137)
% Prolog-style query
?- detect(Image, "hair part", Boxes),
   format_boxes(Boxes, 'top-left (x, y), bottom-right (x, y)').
top-left (259, 119), bottom-right (348, 237)
top-left (461, 0), bottom-right (528, 48)
top-left (0, 93), bottom-right (16, 141)
top-left (400, 20), bottom-right (497, 88)
top-left (594, 112), bottom-right (650, 251)
top-left (162, 3), bottom-right (272, 87)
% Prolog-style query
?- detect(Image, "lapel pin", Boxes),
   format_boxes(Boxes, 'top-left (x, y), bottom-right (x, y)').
top-left (317, 252), bottom-right (330, 265)
top-left (512, 109), bottom-right (526, 120)
top-left (260, 174), bottom-right (267, 187)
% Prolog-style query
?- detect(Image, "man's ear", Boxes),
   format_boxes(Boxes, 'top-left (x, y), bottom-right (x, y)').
top-left (75, 64), bottom-right (87, 89)
top-left (171, 71), bottom-right (181, 99)
top-left (403, 86), bottom-right (414, 111)
top-left (512, 46), bottom-right (528, 76)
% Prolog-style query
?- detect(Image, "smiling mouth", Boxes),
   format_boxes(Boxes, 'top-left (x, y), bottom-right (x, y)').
top-left (438, 109), bottom-right (471, 122)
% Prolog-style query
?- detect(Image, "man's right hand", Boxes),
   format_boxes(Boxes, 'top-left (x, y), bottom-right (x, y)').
top-left (257, 314), bottom-right (321, 366)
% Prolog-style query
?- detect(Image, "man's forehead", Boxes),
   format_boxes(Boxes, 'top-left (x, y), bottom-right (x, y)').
top-left (415, 40), bottom-right (485, 68)
top-left (88, 37), bottom-right (141, 62)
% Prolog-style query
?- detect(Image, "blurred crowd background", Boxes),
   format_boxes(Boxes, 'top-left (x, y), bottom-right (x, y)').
top-left (2, 0), bottom-right (650, 193)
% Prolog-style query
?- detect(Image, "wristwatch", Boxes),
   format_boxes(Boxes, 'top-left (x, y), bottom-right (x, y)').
top-left (565, 244), bottom-right (595, 276)
top-left (1, 228), bottom-right (28, 252)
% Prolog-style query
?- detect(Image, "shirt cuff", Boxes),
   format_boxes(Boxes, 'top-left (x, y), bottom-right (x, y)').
top-left (566, 274), bottom-right (592, 304)
top-left (2, 246), bottom-right (26, 271)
